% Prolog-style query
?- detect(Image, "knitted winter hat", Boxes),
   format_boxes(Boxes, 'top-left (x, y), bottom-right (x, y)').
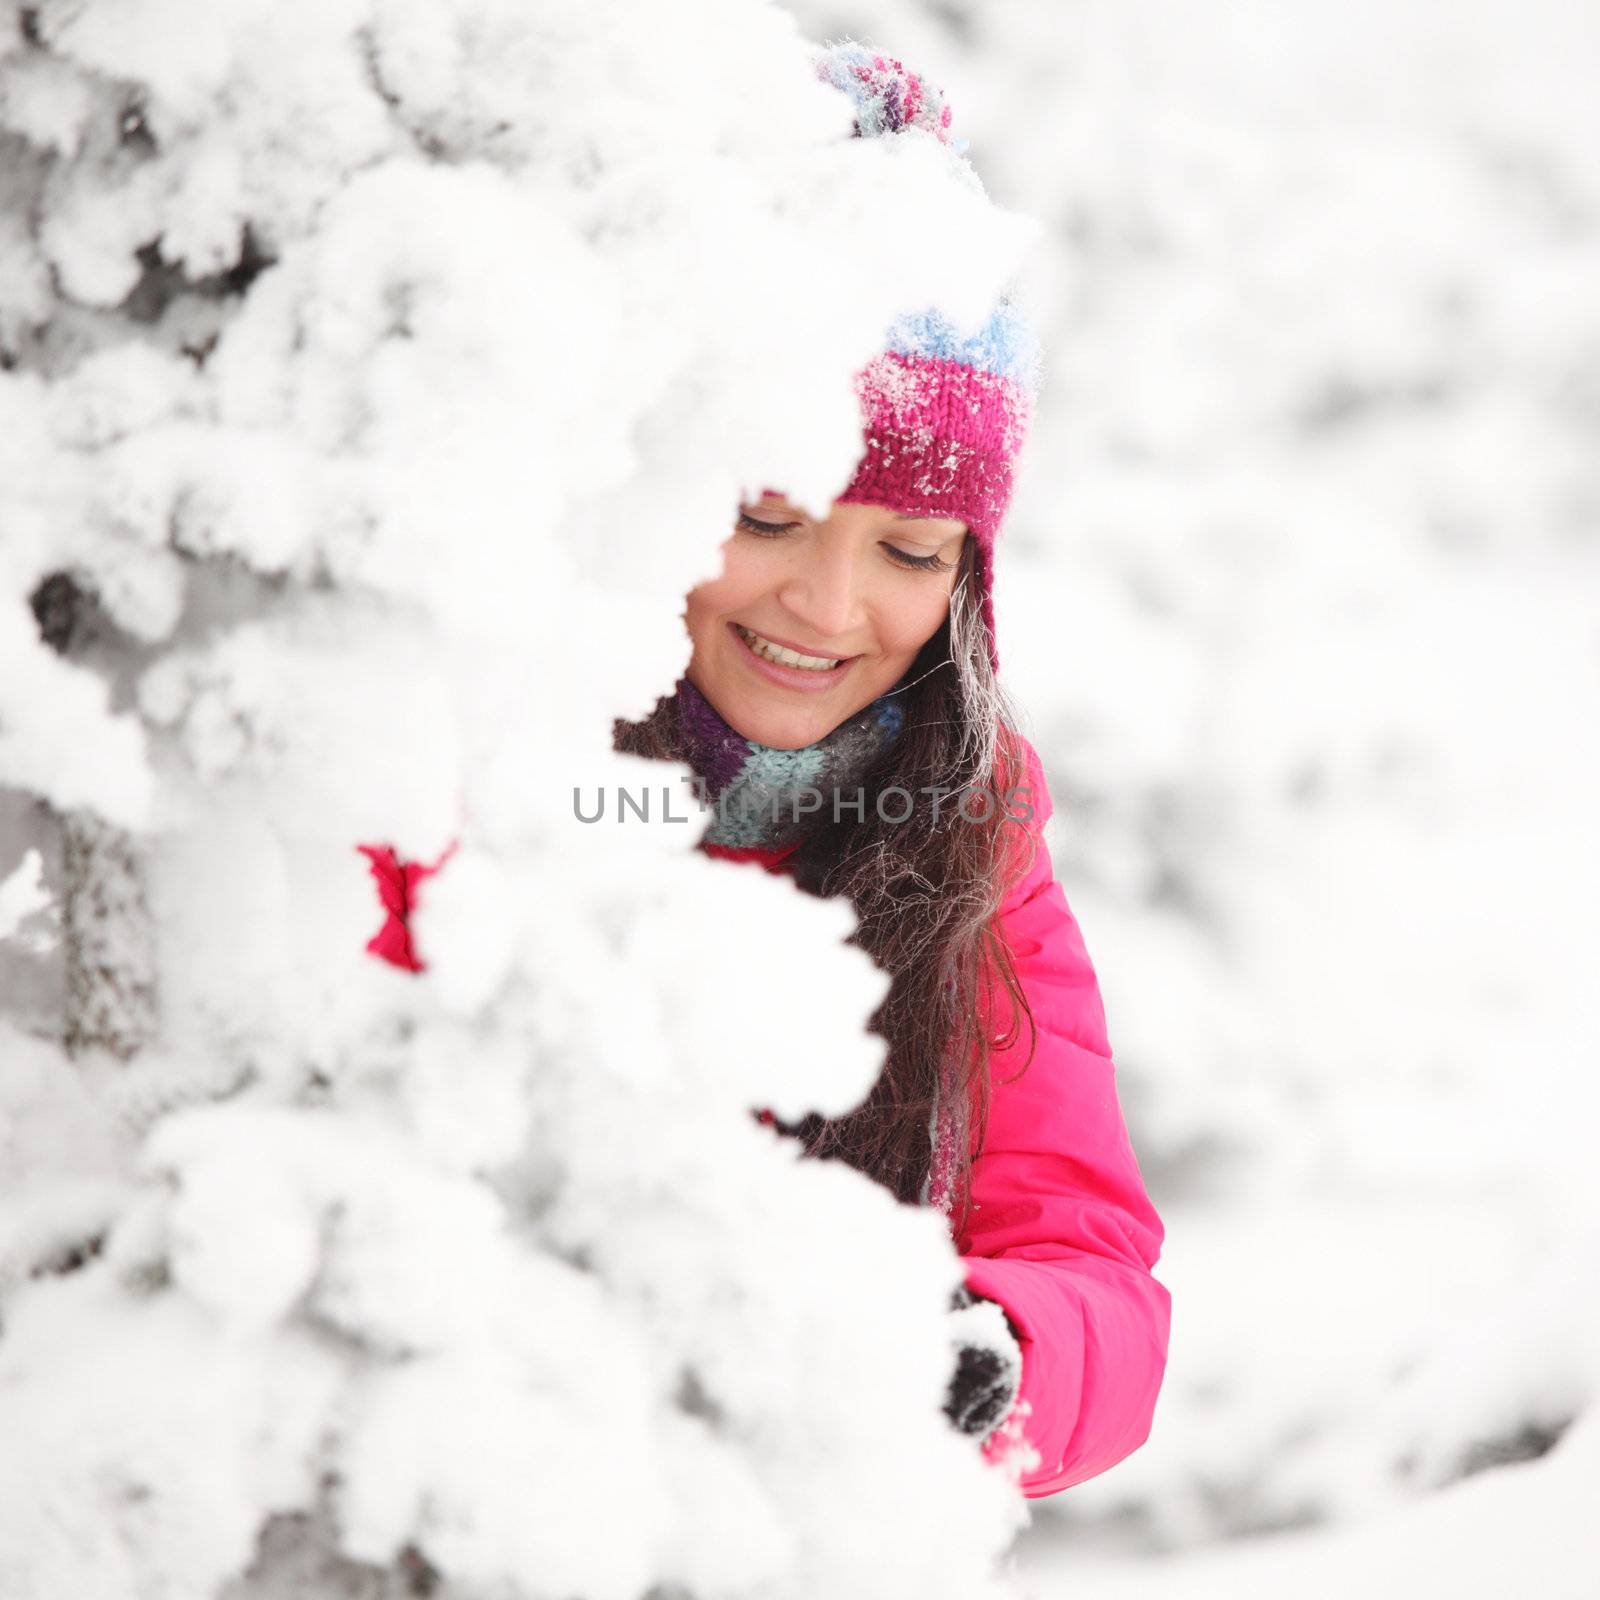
top-left (813, 42), bottom-right (1041, 675)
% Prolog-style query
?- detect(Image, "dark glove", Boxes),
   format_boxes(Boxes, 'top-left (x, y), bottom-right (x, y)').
top-left (942, 1285), bottom-right (1023, 1444)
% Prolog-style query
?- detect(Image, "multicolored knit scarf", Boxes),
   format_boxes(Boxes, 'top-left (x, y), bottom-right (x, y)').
top-left (661, 675), bottom-right (907, 849)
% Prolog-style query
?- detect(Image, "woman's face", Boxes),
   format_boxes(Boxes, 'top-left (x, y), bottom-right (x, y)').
top-left (683, 494), bottom-right (969, 750)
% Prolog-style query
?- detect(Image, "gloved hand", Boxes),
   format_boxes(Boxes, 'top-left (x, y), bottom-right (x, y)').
top-left (943, 1285), bottom-right (1023, 1444)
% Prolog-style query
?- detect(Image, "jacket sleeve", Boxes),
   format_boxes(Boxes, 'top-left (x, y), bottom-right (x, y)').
top-left (956, 735), bottom-right (1171, 1496)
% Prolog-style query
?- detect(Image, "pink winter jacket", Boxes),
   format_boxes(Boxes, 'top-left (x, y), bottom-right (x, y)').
top-left (952, 735), bottom-right (1170, 1494)
top-left (359, 736), bottom-right (1170, 1498)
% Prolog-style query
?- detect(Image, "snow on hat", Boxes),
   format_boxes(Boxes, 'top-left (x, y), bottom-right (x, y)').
top-left (813, 41), bottom-right (1040, 674)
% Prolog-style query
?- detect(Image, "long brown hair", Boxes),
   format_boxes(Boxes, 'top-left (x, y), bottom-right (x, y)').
top-left (613, 541), bottom-right (1040, 1233)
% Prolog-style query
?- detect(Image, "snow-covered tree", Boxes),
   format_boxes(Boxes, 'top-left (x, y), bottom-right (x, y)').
top-left (0, 3), bottom-right (1044, 1594)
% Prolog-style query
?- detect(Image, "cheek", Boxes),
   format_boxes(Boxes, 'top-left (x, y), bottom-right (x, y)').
top-left (880, 585), bottom-right (955, 658)
top-left (684, 540), bottom-right (768, 638)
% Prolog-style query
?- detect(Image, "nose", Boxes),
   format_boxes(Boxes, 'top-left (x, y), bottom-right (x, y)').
top-left (775, 536), bottom-right (867, 644)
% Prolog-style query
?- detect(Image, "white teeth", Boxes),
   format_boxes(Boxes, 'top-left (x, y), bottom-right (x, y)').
top-left (736, 625), bottom-right (841, 671)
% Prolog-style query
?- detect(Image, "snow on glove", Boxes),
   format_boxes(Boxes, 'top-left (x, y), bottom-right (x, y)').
top-left (943, 1285), bottom-right (1023, 1444)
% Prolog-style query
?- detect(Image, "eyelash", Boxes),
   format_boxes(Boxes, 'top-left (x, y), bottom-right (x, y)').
top-left (736, 512), bottom-right (954, 573)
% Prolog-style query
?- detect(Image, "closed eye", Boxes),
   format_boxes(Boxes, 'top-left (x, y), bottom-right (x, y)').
top-left (737, 511), bottom-right (954, 572)
top-left (736, 511), bottom-right (798, 535)
top-left (884, 545), bottom-right (955, 573)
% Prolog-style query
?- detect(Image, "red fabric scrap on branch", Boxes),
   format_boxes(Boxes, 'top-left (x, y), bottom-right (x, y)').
top-left (356, 840), bottom-right (458, 973)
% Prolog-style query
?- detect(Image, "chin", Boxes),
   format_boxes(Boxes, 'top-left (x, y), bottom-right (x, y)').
top-left (727, 698), bottom-right (831, 750)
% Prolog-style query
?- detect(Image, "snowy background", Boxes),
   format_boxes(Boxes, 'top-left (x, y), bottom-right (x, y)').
top-left (779, 0), bottom-right (1600, 1592)
top-left (2, 0), bottom-right (1598, 1596)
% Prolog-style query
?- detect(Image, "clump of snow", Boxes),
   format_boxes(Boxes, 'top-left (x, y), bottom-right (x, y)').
top-left (0, 849), bottom-right (55, 953)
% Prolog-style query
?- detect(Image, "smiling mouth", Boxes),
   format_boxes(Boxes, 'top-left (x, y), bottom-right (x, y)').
top-left (732, 623), bottom-right (853, 672)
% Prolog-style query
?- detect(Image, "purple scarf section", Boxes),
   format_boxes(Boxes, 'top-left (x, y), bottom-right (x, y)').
top-left (672, 677), bottom-right (756, 798)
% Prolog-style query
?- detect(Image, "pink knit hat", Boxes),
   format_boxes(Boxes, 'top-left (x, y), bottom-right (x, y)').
top-left (815, 42), bottom-right (1040, 674)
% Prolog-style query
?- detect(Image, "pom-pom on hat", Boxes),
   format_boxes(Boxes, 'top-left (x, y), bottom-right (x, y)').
top-left (814, 38), bottom-right (963, 148)
top-left (811, 41), bottom-right (1041, 675)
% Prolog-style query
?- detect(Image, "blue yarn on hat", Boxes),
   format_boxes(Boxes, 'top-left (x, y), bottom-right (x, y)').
top-left (884, 303), bottom-right (1041, 389)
